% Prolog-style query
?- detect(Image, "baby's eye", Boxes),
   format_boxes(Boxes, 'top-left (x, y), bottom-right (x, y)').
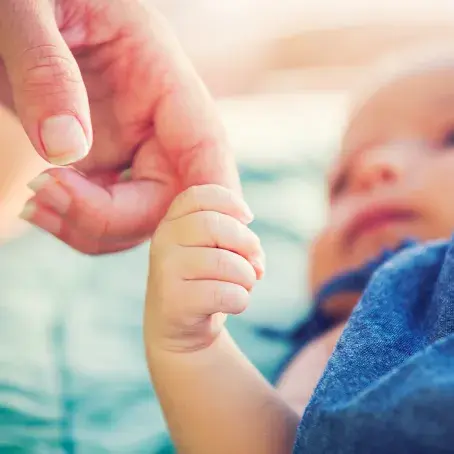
top-left (441, 129), bottom-right (454, 148)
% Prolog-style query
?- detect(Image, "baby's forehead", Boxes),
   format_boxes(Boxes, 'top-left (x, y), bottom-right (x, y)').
top-left (345, 48), bottom-right (454, 129)
top-left (341, 56), bottom-right (454, 150)
top-left (326, 53), bottom-right (454, 178)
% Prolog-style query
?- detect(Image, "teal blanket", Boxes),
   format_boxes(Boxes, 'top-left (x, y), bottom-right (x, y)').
top-left (0, 160), bottom-right (326, 453)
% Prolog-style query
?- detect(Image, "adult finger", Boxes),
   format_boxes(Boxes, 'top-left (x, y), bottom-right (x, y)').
top-left (126, 4), bottom-right (241, 193)
top-left (0, 0), bottom-right (92, 165)
top-left (20, 166), bottom-right (174, 252)
top-left (19, 201), bottom-right (145, 255)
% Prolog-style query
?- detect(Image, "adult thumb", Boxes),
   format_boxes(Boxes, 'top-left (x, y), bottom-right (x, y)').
top-left (0, 0), bottom-right (92, 166)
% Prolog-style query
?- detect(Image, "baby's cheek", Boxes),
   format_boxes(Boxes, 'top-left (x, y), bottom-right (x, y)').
top-left (308, 229), bottom-right (341, 294)
top-left (428, 165), bottom-right (454, 230)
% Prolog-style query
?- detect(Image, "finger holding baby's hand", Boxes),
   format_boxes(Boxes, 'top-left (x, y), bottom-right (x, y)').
top-left (145, 185), bottom-right (265, 353)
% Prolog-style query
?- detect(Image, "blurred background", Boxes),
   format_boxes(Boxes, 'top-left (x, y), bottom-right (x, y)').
top-left (1, 2), bottom-right (454, 452)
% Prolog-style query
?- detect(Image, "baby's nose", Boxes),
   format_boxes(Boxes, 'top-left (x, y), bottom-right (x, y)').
top-left (351, 143), bottom-right (410, 193)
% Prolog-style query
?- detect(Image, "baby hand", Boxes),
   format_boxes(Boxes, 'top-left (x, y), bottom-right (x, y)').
top-left (144, 185), bottom-right (265, 354)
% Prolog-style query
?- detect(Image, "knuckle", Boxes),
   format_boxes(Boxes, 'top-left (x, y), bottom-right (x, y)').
top-left (202, 211), bottom-right (221, 242)
top-left (18, 45), bottom-right (80, 96)
top-left (214, 251), bottom-right (228, 275)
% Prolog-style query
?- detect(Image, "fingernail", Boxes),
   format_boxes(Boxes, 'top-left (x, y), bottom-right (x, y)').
top-left (242, 204), bottom-right (254, 224)
top-left (27, 174), bottom-right (71, 215)
top-left (41, 115), bottom-right (89, 165)
top-left (19, 201), bottom-right (37, 221)
top-left (250, 256), bottom-right (265, 280)
top-left (27, 173), bottom-right (52, 192)
top-left (19, 203), bottom-right (62, 235)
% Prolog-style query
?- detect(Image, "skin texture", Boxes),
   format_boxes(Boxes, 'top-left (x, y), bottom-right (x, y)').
top-left (0, 0), bottom-right (240, 254)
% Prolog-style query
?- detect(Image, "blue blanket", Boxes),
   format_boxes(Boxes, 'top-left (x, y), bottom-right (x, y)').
top-left (294, 238), bottom-right (454, 453)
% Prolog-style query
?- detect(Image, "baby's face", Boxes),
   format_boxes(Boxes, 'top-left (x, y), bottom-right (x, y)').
top-left (311, 67), bottom-right (454, 294)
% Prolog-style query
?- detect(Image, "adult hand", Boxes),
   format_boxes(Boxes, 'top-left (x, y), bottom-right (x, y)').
top-left (0, 0), bottom-right (240, 253)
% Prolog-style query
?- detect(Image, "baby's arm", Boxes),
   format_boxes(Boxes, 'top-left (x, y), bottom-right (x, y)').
top-left (144, 185), bottom-right (299, 454)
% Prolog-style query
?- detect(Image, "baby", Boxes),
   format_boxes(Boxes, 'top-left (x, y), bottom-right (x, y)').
top-left (145, 48), bottom-right (454, 453)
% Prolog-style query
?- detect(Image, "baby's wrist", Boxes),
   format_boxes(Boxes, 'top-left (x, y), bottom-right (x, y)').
top-left (145, 327), bottom-right (232, 368)
top-left (144, 312), bottom-right (229, 355)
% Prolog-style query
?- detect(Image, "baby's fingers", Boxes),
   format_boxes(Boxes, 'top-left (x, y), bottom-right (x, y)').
top-left (183, 280), bottom-right (250, 317)
top-left (178, 247), bottom-right (256, 291)
top-left (163, 212), bottom-right (264, 279)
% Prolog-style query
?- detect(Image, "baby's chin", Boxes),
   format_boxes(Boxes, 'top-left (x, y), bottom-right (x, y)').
top-left (346, 225), bottom-right (420, 269)
top-left (309, 222), bottom-right (434, 296)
